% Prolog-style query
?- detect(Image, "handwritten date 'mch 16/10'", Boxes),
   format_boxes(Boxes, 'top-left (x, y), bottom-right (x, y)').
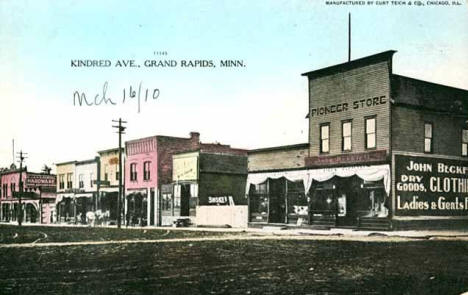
top-left (73, 81), bottom-right (160, 113)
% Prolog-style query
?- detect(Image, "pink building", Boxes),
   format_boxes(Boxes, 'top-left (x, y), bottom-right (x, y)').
top-left (0, 164), bottom-right (56, 224)
top-left (125, 132), bottom-right (246, 226)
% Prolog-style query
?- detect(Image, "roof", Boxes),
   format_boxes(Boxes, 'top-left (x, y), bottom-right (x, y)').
top-left (125, 134), bottom-right (192, 145)
top-left (392, 74), bottom-right (468, 115)
top-left (55, 160), bottom-right (77, 166)
top-left (76, 158), bottom-right (99, 165)
top-left (248, 143), bottom-right (309, 154)
top-left (301, 50), bottom-right (396, 79)
top-left (97, 147), bottom-right (124, 154)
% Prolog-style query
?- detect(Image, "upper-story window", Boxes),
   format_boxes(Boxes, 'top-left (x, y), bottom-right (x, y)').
top-left (320, 123), bottom-right (330, 153)
top-left (342, 120), bottom-right (352, 151)
top-left (365, 117), bottom-right (376, 149)
top-left (59, 174), bottom-right (65, 189)
top-left (130, 163), bottom-right (137, 181)
top-left (104, 165), bottom-right (109, 181)
top-left (78, 174), bottom-right (84, 189)
top-left (424, 122), bottom-right (433, 153)
top-left (116, 171), bottom-right (120, 181)
top-left (10, 183), bottom-right (16, 195)
top-left (462, 129), bottom-right (468, 157)
top-left (144, 161), bottom-right (151, 181)
top-left (66, 173), bottom-right (73, 189)
top-left (90, 173), bottom-right (94, 187)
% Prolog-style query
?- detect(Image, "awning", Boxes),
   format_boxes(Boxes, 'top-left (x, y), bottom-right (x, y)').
top-left (55, 193), bottom-right (74, 204)
top-left (246, 164), bottom-right (391, 196)
top-left (75, 193), bottom-right (93, 198)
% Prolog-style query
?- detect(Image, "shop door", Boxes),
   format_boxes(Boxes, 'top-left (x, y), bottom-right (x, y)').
top-left (180, 184), bottom-right (190, 216)
top-left (268, 179), bottom-right (286, 223)
top-left (336, 178), bottom-right (358, 227)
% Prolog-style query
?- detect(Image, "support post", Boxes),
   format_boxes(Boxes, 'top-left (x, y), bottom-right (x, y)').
top-left (147, 187), bottom-right (151, 226)
top-left (154, 187), bottom-right (159, 227)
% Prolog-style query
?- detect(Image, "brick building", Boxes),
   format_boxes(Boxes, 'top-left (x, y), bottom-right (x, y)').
top-left (125, 132), bottom-right (246, 226)
top-left (247, 50), bottom-right (468, 230)
top-left (0, 164), bottom-right (56, 224)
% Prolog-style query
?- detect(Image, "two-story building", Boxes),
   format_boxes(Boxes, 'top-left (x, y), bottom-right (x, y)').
top-left (247, 50), bottom-right (468, 230)
top-left (74, 158), bottom-right (99, 224)
top-left (97, 148), bottom-right (125, 222)
top-left (0, 164), bottom-right (56, 224)
top-left (56, 161), bottom-right (77, 223)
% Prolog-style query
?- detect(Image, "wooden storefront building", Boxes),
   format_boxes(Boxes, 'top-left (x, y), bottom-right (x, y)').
top-left (247, 50), bottom-right (468, 230)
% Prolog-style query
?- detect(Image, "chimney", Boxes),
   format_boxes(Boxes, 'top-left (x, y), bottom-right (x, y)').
top-left (190, 132), bottom-right (200, 148)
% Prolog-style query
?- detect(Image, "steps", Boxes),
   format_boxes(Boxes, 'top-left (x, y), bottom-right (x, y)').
top-left (358, 217), bottom-right (392, 231)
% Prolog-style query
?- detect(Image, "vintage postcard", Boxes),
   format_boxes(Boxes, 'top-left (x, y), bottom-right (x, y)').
top-left (1, 1), bottom-right (468, 294)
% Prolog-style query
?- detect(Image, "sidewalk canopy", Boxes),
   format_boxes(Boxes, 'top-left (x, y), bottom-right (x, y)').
top-left (246, 164), bottom-right (390, 196)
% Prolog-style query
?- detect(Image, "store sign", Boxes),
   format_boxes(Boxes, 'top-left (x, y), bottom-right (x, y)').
top-left (26, 174), bottom-right (56, 187)
top-left (306, 150), bottom-right (387, 167)
top-left (109, 157), bottom-right (119, 165)
top-left (207, 196), bottom-right (234, 206)
top-left (309, 95), bottom-right (387, 117)
top-left (173, 155), bottom-right (198, 181)
top-left (394, 155), bottom-right (468, 216)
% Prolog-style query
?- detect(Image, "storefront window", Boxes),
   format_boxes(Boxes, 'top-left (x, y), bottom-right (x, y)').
top-left (358, 180), bottom-right (388, 218)
top-left (286, 180), bottom-right (307, 225)
top-left (249, 182), bottom-right (268, 222)
top-left (310, 188), bottom-right (335, 213)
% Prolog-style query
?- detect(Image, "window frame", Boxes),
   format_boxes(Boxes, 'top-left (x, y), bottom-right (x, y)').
top-left (143, 161), bottom-right (151, 181)
top-left (79, 174), bottom-right (84, 189)
top-left (365, 116), bottom-right (377, 150)
top-left (462, 129), bottom-right (468, 157)
top-left (320, 123), bottom-right (330, 154)
top-left (66, 173), bottom-right (73, 189)
top-left (130, 163), bottom-right (137, 181)
top-left (341, 120), bottom-right (352, 152)
top-left (424, 122), bottom-right (433, 154)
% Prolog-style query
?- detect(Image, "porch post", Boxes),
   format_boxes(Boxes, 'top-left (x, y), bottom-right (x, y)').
top-left (146, 187), bottom-right (151, 226)
top-left (124, 189), bottom-right (128, 226)
top-left (154, 187), bottom-right (159, 226)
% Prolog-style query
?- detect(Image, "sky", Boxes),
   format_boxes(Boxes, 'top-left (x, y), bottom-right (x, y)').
top-left (1, 0), bottom-right (468, 172)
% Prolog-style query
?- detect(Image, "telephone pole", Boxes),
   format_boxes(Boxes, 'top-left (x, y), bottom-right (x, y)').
top-left (112, 118), bottom-right (126, 228)
top-left (16, 150), bottom-right (27, 226)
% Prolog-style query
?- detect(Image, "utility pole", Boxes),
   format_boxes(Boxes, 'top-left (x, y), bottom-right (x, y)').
top-left (112, 118), bottom-right (126, 228)
top-left (16, 150), bottom-right (27, 226)
top-left (348, 13), bottom-right (351, 62)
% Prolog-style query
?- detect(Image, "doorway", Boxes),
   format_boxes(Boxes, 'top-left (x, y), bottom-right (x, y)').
top-left (335, 176), bottom-right (359, 227)
top-left (268, 178), bottom-right (286, 223)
